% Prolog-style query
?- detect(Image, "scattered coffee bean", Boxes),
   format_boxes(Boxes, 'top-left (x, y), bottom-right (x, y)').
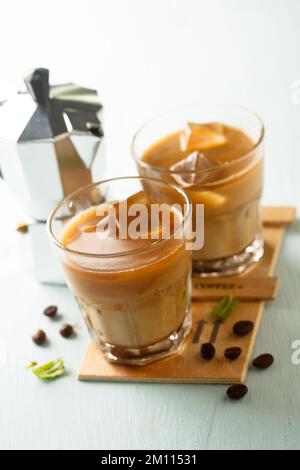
top-left (16, 221), bottom-right (28, 234)
top-left (252, 353), bottom-right (274, 369)
top-left (226, 384), bottom-right (248, 400)
top-left (59, 324), bottom-right (74, 338)
top-left (43, 305), bottom-right (58, 318)
top-left (200, 342), bottom-right (216, 360)
top-left (233, 320), bottom-right (254, 336)
top-left (224, 346), bottom-right (242, 360)
top-left (32, 329), bottom-right (46, 345)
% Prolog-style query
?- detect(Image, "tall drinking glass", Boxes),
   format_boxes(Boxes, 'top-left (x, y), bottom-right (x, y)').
top-left (48, 176), bottom-right (192, 365)
top-left (132, 104), bottom-right (264, 276)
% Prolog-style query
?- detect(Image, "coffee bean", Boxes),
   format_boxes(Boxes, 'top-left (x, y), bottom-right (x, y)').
top-left (16, 222), bottom-right (28, 234)
top-left (252, 353), bottom-right (274, 369)
top-left (233, 320), bottom-right (254, 336)
top-left (59, 324), bottom-right (74, 338)
top-left (224, 346), bottom-right (242, 360)
top-left (200, 342), bottom-right (216, 360)
top-left (43, 305), bottom-right (58, 318)
top-left (32, 329), bottom-right (46, 345)
top-left (226, 384), bottom-right (248, 400)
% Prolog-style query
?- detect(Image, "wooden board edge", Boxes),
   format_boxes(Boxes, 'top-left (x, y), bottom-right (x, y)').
top-left (77, 373), bottom-right (242, 384)
top-left (262, 206), bottom-right (297, 226)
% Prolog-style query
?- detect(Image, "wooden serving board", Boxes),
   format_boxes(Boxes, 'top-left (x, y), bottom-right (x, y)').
top-left (78, 206), bottom-right (296, 384)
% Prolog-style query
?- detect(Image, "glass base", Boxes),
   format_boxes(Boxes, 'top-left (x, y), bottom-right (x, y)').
top-left (193, 236), bottom-right (264, 277)
top-left (96, 309), bottom-right (192, 366)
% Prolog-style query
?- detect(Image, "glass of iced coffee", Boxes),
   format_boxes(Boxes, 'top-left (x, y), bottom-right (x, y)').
top-left (48, 176), bottom-right (192, 365)
top-left (132, 104), bottom-right (264, 276)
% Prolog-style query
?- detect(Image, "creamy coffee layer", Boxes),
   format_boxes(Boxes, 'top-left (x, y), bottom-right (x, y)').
top-left (60, 191), bottom-right (192, 349)
top-left (141, 122), bottom-right (263, 261)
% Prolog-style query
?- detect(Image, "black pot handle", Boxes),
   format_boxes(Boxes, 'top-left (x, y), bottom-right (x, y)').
top-left (23, 68), bottom-right (49, 106)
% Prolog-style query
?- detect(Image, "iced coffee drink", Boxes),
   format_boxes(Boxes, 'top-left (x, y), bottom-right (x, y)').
top-left (132, 105), bottom-right (264, 275)
top-left (48, 177), bottom-right (192, 365)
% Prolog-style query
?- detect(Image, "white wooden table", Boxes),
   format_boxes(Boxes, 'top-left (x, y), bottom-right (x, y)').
top-left (1, 0), bottom-right (300, 450)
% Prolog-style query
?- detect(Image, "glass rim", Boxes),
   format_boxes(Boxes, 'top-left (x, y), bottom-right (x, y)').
top-left (47, 175), bottom-right (192, 259)
top-left (131, 102), bottom-right (265, 175)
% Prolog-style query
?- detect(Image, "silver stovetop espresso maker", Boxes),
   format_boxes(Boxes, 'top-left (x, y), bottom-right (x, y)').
top-left (0, 68), bottom-right (106, 283)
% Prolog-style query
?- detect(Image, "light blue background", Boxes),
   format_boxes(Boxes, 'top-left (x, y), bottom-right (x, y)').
top-left (0, 0), bottom-right (300, 450)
